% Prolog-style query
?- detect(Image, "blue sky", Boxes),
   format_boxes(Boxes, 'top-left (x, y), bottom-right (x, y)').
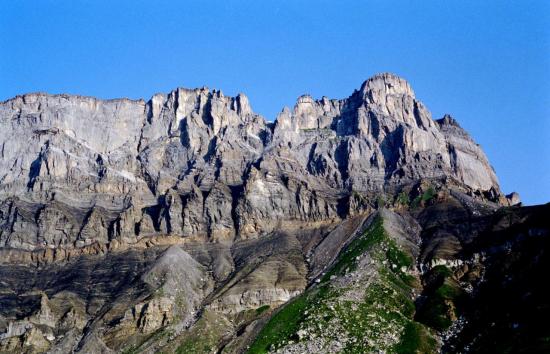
top-left (1, 1), bottom-right (548, 205)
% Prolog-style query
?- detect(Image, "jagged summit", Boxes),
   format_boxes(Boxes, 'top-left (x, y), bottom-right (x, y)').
top-left (3, 73), bottom-right (414, 125)
top-left (436, 113), bottom-right (460, 127)
top-left (0, 74), bottom-right (504, 250)
top-left (1, 73), bottom-right (419, 138)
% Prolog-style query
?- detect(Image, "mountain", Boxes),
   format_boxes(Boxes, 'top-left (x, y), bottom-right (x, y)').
top-left (0, 73), bottom-right (546, 353)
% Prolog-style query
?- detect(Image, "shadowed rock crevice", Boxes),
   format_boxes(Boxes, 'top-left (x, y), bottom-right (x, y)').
top-left (380, 125), bottom-right (404, 178)
top-left (334, 140), bottom-right (350, 185)
top-left (27, 142), bottom-right (50, 191)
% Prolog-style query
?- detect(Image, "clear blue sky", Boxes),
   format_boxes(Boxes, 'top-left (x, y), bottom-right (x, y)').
top-left (1, 1), bottom-right (548, 205)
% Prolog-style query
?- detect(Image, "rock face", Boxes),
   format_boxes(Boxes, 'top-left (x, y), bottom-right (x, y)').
top-left (1, 73), bottom-right (543, 354)
top-left (0, 73), bottom-right (500, 251)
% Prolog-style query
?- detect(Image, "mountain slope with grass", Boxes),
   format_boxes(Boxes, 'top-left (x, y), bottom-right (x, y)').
top-left (0, 74), bottom-right (546, 353)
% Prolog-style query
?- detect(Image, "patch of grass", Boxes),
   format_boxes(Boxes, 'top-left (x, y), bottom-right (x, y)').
top-left (396, 191), bottom-right (410, 206)
top-left (394, 322), bottom-right (438, 354)
top-left (379, 269), bottom-right (416, 317)
top-left (249, 284), bottom-right (338, 353)
top-left (334, 274), bottom-right (433, 353)
top-left (247, 291), bottom-right (312, 354)
top-left (376, 196), bottom-right (386, 208)
top-left (411, 186), bottom-right (436, 208)
top-left (430, 265), bottom-right (453, 278)
top-left (410, 196), bottom-right (421, 209)
top-left (422, 186), bottom-right (436, 201)
top-left (386, 241), bottom-right (413, 268)
top-left (416, 277), bottom-right (463, 332)
top-left (322, 216), bottom-right (385, 281)
top-left (386, 242), bottom-right (415, 286)
top-left (374, 266), bottom-right (436, 353)
top-left (436, 283), bottom-right (462, 299)
top-left (334, 217), bottom-right (435, 353)
top-left (255, 305), bottom-right (270, 315)
top-left (304, 279), bottom-right (413, 353)
top-left (417, 298), bottom-right (453, 331)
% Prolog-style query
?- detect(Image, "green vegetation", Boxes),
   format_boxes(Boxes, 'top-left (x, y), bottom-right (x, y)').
top-left (383, 239), bottom-right (416, 287)
top-left (396, 191), bottom-right (410, 206)
top-left (416, 266), bottom-right (463, 332)
top-left (248, 285), bottom-right (340, 353)
top-left (422, 186), bottom-right (436, 201)
top-left (322, 216), bottom-right (385, 281)
top-left (417, 297), bottom-right (454, 330)
top-left (248, 215), bottom-right (438, 353)
top-left (436, 283), bottom-right (462, 299)
top-left (249, 217), bottom-right (388, 353)
top-left (255, 305), bottom-right (271, 315)
top-left (411, 186), bottom-right (436, 208)
top-left (376, 195), bottom-right (386, 208)
top-left (247, 292), bottom-right (309, 353)
top-left (386, 240), bottom-right (413, 268)
top-left (430, 265), bottom-right (453, 278)
top-left (394, 322), bottom-right (438, 354)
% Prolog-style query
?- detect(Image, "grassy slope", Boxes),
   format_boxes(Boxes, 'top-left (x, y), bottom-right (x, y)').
top-left (248, 214), bottom-right (437, 354)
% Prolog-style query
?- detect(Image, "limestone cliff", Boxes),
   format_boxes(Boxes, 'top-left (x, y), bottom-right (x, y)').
top-left (0, 73), bottom-right (502, 252)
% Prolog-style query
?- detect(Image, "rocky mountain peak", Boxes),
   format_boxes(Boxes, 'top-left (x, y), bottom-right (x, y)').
top-left (436, 113), bottom-right (460, 127)
top-left (0, 73), bottom-right (505, 252)
top-left (234, 93), bottom-right (252, 116)
top-left (359, 72), bottom-right (416, 100)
